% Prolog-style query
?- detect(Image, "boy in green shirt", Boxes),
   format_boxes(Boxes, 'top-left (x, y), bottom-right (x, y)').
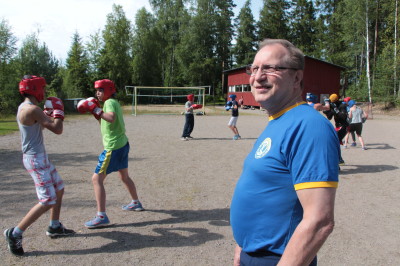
top-left (77, 79), bottom-right (144, 228)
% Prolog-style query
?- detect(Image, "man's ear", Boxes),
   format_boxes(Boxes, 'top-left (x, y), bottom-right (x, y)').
top-left (294, 70), bottom-right (304, 90)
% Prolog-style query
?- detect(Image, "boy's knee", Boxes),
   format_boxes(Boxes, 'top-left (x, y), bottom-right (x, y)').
top-left (91, 174), bottom-right (104, 184)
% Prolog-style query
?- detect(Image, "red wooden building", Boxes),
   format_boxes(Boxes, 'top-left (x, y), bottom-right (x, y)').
top-left (223, 56), bottom-right (345, 108)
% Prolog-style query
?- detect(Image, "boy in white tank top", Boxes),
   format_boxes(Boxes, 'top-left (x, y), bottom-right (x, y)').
top-left (4, 75), bottom-right (74, 256)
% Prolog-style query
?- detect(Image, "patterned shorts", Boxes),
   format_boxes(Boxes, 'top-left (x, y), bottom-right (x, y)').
top-left (23, 153), bottom-right (64, 205)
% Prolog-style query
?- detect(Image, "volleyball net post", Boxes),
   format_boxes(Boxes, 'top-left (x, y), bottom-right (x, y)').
top-left (125, 86), bottom-right (207, 116)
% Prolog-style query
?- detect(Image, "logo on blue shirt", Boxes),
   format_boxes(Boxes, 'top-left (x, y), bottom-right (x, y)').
top-left (255, 137), bottom-right (272, 159)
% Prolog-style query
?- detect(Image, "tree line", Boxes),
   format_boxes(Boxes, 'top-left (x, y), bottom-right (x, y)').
top-left (0, 0), bottom-right (399, 114)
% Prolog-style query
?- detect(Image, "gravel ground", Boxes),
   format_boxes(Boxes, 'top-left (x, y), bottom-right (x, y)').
top-left (0, 107), bottom-right (399, 266)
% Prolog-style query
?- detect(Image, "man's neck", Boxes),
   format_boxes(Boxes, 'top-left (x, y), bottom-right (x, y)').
top-left (263, 95), bottom-right (303, 117)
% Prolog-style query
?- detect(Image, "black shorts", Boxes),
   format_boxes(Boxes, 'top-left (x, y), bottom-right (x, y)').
top-left (349, 123), bottom-right (363, 136)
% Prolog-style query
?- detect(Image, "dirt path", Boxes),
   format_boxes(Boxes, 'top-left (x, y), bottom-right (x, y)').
top-left (0, 110), bottom-right (399, 265)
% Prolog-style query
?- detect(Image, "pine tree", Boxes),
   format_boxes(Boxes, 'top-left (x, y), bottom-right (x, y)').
top-left (64, 32), bottom-right (90, 98)
top-left (99, 4), bottom-right (132, 98)
top-left (257, 0), bottom-right (290, 41)
top-left (289, 0), bottom-right (318, 56)
top-left (233, 0), bottom-right (257, 66)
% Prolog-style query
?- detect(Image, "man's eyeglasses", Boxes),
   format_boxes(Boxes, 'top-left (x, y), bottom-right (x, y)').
top-left (246, 65), bottom-right (298, 76)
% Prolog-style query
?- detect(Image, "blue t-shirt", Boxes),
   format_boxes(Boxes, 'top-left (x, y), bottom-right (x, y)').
top-left (230, 103), bottom-right (339, 255)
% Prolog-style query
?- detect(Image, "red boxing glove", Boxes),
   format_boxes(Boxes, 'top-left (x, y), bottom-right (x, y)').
top-left (44, 97), bottom-right (64, 120)
top-left (43, 108), bottom-right (53, 117)
top-left (192, 104), bottom-right (203, 110)
top-left (77, 97), bottom-right (103, 120)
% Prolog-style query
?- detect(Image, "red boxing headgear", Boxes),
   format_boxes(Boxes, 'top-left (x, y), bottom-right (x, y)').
top-left (94, 79), bottom-right (116, 101)
top-left (187, 94), bottom-right (194, 101)
top-left (19, 75), bottom-right (46, 102)
top-left (343, 97), bottom-right (351, 103)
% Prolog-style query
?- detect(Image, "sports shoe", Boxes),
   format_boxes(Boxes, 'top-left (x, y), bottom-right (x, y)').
top-left (187, 136), bottom-right (194, 139)
top-left (233, 135), bottom-right (238, 140)
top-left (351, 142), bottom-right (357, 147)
top-left (339, 159), bottom-right (345, 165)
top-left (85, 215), bottom-right (110, 228)
top-left (237, 135), bottom-right (241, 139)
top-left (122, 201), bottom-right (144, 211)
top-left (343, 145), bottom-right (348, 149)
top-left (46, 223), bottom-right (75, 238)
top-left (362, 147), bottom-right (367, 150)
top-left (4, 228), bottom-right (24, 256)
top-left (181, 137), bottom-right (188, 141)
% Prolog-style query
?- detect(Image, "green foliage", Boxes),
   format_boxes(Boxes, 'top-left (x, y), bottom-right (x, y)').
top-left (15, 34), bottom-right (59, 85)
top-left (257, 0), bottom-right (290, 41)
top-left (0, 19), bottom-right (24, 114)
top-left (64, 32), bottom-right (91, 98)
top-left (131, 8), bottom-right (162, 86)
top-left (289, 0), bottom-right (318, 56)
top-left (233, 0), bottom-right (257, 66)
top-left (99, 4), bottom-right (132, 103)
top-left (85, 30), bottom-right (103, 82)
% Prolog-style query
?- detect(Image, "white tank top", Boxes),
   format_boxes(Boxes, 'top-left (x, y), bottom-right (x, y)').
top-left (17, 102), bottom-right (45, 154)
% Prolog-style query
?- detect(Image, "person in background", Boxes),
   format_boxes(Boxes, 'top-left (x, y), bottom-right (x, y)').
top-left (227, 94), bottom-right (241, 140)
top-left (180, 94), bottom-right (201, 141)
top-left (343, 97), bottom-right (357, 146)
top-left (344, 100), bottom-right (368, 150)
top-left (323, 93), bottom-right (348, 165)
top-left (306, 92), bottom-right (330, 111)
top-left (238, 96), bottom-right (245, 109)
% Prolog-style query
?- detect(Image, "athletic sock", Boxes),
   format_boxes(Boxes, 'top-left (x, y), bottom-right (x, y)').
top-left (131, 200), bottom-right (139, 204)
top-left (50, 220), bottom-right (61, 229)
top-left (97, 212), bottom-right (107, 219)
top-left (12, 227), bottom-right (24, 238)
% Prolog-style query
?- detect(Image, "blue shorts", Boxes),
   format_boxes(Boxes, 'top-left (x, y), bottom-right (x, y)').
top-left (95, 142), bottom-right (129, 175)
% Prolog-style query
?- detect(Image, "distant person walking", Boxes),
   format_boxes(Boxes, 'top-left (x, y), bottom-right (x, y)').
top-left (227, 94), bottom-right (241, 140)
top-left (344, 100), bottom-right (368, 150)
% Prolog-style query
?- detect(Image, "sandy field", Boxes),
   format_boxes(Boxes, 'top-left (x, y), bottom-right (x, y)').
top-left (0, 106), bottom-right (399, 266)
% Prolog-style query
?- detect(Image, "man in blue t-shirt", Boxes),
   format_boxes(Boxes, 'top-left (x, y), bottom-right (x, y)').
top-left (231, 39), bottom-right (339, 266)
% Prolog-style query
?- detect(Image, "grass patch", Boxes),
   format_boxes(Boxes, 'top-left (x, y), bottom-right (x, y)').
top-left (0, 116), bottom-right (18, 136)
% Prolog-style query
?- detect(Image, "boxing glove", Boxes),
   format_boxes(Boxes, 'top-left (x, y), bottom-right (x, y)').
top-left (43, 107), bottom-right (53, 117)
top-left (44, 97), bottom-right (64, 120)
top-left (192, 104), bottom-right (203, 110)
top-left (77, 97), bottom-right (103, 120)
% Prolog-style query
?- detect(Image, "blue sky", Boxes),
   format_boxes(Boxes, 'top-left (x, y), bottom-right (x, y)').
top-left (1, 0), bottom-right (262, 62)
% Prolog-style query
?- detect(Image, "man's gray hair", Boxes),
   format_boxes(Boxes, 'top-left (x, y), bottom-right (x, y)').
top-left (258, 39), bottom-right (305, 70)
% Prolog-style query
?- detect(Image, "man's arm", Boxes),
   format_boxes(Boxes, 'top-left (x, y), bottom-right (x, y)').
top-left (314, 103), bottom-right (330, 111)
top-left (234, 244), bottom-right (242, 266)
top-left (34, 106), bottom-right (63, 134)
top-left (278, 187), bottom-right (336, 266)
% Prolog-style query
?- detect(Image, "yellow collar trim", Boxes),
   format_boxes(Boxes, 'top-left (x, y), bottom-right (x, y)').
top-left (269, 101), bottom-right (306, 121)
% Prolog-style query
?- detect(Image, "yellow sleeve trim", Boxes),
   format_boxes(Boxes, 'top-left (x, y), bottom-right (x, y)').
top-left (294, 181), bottom-right (338, 191)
